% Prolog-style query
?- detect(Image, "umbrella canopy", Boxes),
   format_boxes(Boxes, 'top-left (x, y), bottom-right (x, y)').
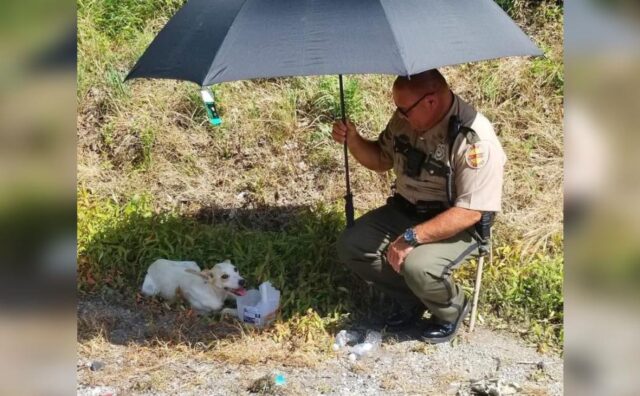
top-left (125, 0), bottom-right (541, 227)
top-left (126, 0), bottom-right (541, 85)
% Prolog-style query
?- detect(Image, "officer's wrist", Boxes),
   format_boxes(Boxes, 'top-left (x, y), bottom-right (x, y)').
top-left (402, 228), bottom-right (420, 247)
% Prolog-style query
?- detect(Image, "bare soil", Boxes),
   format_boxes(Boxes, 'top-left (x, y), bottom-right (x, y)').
top-left (78, 297), bottom-right (562, 395)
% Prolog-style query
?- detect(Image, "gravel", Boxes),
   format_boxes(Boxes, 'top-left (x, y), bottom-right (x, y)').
top-left (78, 298), bottom-right (562, 395)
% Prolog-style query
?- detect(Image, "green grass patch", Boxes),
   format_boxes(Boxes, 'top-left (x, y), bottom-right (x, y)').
top-left (530, 45), bottom-right (564, 94)
top-left (459, 242), bottom-right (563, 349)
top-left (79, 190), bottom-right (563, 349)
top-left (77, 0), bottom-right (564, 351)
top-left (311, 76), bottom-right (366, 124)
top-left (78, 0), bottom-right (185, 41)
top-left (78, 189), bottom-right (360, 318)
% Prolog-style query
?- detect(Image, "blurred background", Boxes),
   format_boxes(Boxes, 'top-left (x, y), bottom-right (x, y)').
top-left (0, 0), bottom-right (76, 394)
top-left (565, 0), bottom-right (640, 395)
top-left (0, 0), bottom-right (639, 394)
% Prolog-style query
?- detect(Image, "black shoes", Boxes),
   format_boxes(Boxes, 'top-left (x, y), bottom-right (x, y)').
top-left (384, 304), bottom-right (425, 329)
top-left (421, 297), bottom-right (470, 344)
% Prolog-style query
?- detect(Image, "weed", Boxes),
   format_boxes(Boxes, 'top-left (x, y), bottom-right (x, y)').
top-left (77, 0), bottom-right (564, 350)
top-left (458, 242), bottom-right (564, 348)
top-left (78, 0), bottom-right (185, 40)
top-left (78, 190), bottom-right (367, 319)
top-left (79, 190), bottom-right (563, 349)
top-left (311, 76), bottom-right (365, 124)
top-left (138, 127), bottom-right (155, 168)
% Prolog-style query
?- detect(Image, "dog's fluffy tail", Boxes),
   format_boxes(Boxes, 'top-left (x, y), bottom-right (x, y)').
top-left (141, 274), bottom-right (158, 296)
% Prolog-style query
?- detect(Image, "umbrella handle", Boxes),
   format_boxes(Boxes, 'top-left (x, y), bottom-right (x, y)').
top-left (339, 75), bottom-right (355, 228)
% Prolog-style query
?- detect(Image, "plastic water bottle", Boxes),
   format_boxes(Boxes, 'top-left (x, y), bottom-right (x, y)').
top-left (200, 88), bottom-right (222, 126)
top-left (332, 330), bottom-right (360, 351)
top-left (364, 330), bottom-right (382, 346)
top-left (348, 330), bottom-right (382, 360)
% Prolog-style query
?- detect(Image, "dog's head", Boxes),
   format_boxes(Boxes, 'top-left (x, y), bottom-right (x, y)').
top-left (186, 259), bottom-right (247, 296)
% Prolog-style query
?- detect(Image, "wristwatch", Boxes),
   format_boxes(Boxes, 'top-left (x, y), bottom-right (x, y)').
top-left (402, 228), bottom-right (419, 247)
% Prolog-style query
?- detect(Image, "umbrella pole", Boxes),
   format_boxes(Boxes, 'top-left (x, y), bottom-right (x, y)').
top-left (339, 74), bottom-right (355, 228)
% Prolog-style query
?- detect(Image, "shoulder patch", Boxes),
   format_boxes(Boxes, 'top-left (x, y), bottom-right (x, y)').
top-left (464, 141), bottom-right (490, 169)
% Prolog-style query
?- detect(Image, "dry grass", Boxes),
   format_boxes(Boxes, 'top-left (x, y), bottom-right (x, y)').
top-left (76, 0), bottom-right (564, 379)
top-left (78, 297), bottom-right (334, 367)
top-left (78, 2), bottom-right (563, 256)
top-left (79, 332), bottom-right (218, 394)
top-left (445, 4), bottom-right (563, 252)
top-left (77, 304), bottom-right (332, 394)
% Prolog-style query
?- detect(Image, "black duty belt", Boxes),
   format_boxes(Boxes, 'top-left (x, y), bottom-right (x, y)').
top-left (388, 194), bottom-right (446, 220)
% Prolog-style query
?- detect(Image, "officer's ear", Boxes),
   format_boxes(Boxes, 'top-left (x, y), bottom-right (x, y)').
top-left (425, 93), bottom-right (437, 109)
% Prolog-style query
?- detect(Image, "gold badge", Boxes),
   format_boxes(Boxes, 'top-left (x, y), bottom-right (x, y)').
top-left (434, 143), bottom-right (446, 161)
top-left (464, 142), bottom-right (490, 169)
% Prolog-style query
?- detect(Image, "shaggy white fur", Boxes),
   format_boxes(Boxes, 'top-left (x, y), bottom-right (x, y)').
top-left (141, 259), bottom-right (246, 313)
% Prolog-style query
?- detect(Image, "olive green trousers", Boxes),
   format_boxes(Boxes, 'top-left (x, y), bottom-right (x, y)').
top-left (336, 202), bottom-right (478, 323)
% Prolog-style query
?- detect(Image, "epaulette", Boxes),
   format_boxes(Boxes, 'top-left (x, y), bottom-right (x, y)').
top-left (447, 115), bottom-right (479, 154)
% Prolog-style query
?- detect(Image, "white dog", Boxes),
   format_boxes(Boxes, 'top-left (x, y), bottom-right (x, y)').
top-left (141, 259), bottom-right (246, 313)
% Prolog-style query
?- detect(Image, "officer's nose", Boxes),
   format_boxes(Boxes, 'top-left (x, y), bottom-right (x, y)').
top-left (239, 278), bottom-right (246, 287)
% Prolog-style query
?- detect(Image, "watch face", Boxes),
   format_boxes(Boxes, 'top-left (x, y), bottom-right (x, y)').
top-left (404, 229), bottom-right (415, 242)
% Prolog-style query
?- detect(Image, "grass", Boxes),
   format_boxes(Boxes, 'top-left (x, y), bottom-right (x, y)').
top-left (77, 0), bottom-right (564, 352)
top-left (457, 239), bottom-right (564, 349)
top-left (77, 189), bottom-right (357, 319)
top-left (78, 188), bottom-right (563, 349)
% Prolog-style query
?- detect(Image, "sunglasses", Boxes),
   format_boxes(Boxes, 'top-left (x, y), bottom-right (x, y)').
top-left (396, 91), bottom-right (435, 118)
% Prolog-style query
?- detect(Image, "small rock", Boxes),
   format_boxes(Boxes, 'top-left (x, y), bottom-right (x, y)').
top-left (90, 361), bottom-right (105, 371)
top-left (82, 386), bottom-right (115, 396)
top-left (446, 385), bottom-right (459, 394)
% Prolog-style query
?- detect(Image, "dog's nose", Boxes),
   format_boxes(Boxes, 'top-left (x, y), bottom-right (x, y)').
top-left (239, 279), bottom-right (246, 286)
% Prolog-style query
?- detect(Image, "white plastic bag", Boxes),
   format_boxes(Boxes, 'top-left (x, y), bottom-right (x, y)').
top-left (236, 281), bottom-right (280, 327)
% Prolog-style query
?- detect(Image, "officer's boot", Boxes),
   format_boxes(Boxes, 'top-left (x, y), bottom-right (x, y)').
top-left (421, 296), bottom-right (470, 344)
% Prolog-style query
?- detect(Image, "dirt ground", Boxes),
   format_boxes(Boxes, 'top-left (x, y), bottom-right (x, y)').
top-left (77, 297), bottom-right (562, 395)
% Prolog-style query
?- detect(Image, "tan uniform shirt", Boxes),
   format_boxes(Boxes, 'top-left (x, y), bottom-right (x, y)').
top-left (377, 94), bottom-right (506, 212)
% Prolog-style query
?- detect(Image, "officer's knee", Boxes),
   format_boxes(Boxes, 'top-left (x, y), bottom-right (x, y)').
top-left (402, 255), bottom-right (426, 283)
top-left (402, 255), bottom-right (440, 288)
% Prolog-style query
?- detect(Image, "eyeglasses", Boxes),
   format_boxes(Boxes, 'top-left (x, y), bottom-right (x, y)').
top-left (396, 91), bottom-right (435, 118)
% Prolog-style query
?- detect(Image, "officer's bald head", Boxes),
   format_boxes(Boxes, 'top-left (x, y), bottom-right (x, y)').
top-left (392, 69), bottom-right (453, 132)
top-left (393, 69), bottom-right (449, 96)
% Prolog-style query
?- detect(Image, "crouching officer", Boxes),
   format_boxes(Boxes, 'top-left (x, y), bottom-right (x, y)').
top-left (332, 69), bottom-right (506, 343)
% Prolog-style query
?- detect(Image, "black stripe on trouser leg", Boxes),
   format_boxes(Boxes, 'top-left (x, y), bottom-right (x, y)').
top-left (438, 241), bottom-right (478, 316)
top-left (441, 241), bottom-right (480, 278)
top-left (420, 277), bottom-right (455, 308)
top-left (422, 241), bottom-right (478, 307)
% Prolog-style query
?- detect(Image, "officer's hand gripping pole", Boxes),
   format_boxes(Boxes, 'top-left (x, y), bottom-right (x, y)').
top-left (339, 74), bottom-right (355, 228)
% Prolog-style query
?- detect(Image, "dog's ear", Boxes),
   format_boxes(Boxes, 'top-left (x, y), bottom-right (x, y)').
top-left (185, 268), bottom-right (211, 280)
top-left (200, 268), bottom-right (215, 281)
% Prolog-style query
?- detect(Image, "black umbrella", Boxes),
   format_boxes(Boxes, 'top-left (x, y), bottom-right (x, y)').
top-left (126, 0), bottom-right (541, 227)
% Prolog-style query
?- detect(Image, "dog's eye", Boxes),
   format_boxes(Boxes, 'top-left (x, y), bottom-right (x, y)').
top-left (234, 268), bottom-right (238, 272)
top-left (221, 274), bottom-right (229, 280)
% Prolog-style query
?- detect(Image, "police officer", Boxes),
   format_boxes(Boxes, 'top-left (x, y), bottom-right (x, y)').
top-left (332, 69), bottom-right (506, 343)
